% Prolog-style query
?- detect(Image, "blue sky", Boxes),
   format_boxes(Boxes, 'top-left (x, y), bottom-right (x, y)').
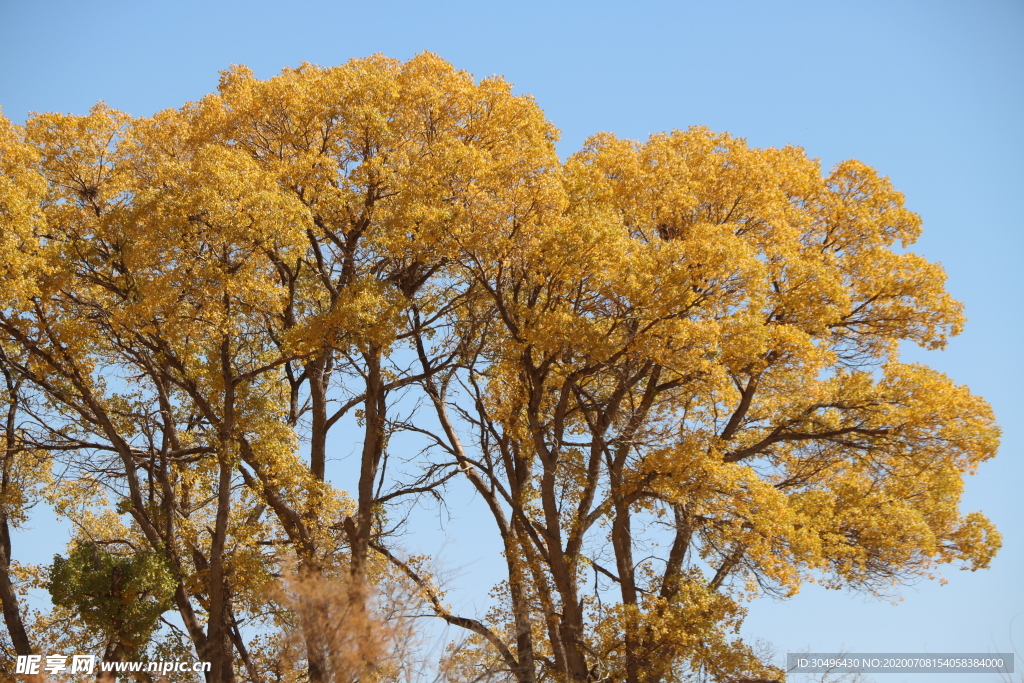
top-left (2, 1), bottom-right (1021, 680)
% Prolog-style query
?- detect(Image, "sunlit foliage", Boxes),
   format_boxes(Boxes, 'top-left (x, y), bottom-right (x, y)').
top-left (0, 53), bottom-right (1000, 683)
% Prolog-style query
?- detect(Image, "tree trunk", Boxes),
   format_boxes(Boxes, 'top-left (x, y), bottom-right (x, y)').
top-left (0, 514), bottom-right (32, 658)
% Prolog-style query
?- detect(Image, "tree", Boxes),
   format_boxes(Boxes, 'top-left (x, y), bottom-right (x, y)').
top-left (48, 542), bottom-right (175, 679)
top-left (0, 54), bottom-right (1000, 683)
top-left (419, 129), bottom-right (1000, 683)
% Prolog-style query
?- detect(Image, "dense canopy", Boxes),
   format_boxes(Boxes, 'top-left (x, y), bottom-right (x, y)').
top-left (0, 53), bottom-right (1000, 683)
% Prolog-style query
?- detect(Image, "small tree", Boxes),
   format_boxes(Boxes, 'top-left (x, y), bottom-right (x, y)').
top-left (48, 542), bottom-right (175, 672)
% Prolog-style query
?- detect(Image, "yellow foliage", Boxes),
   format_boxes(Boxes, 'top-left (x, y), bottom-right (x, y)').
top-left (0, 55), bottom-right (1000, 683)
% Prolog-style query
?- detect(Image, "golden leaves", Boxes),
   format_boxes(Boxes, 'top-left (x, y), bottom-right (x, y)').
top-left (0, 111), bottom-right (47, 302)
top-left (0, 53), bottom-right (1002, 682)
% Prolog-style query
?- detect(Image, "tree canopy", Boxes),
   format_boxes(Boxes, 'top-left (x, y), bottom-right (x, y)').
top-left (0, 53), bottom-right (1001, 683)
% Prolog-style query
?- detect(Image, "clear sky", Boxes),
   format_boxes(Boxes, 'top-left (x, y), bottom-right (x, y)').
top-left (2, 1), bottom-right (1021, 680)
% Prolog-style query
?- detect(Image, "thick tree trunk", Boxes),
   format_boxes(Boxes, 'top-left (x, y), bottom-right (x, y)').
top-left (0, 370), bottom-right (33, 659)
top-left (206, 454), bottom-right (236, 683)
top-left (303, 351), bottom-right (332, 683)
top-left (306, 352), bottom-right (331, 483)
top-left (348, 347), bottom-right (385, 586)
top-left (612, 494), bottom-right (642, 683)
top-left (0, 515), bottom-right (32, 659)
top-left (335, 346), bottom-right (387, 677)
top-left (505, 535), bottom-right (538, 683)
top-left (539, 470), bottom-right (589, 682)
